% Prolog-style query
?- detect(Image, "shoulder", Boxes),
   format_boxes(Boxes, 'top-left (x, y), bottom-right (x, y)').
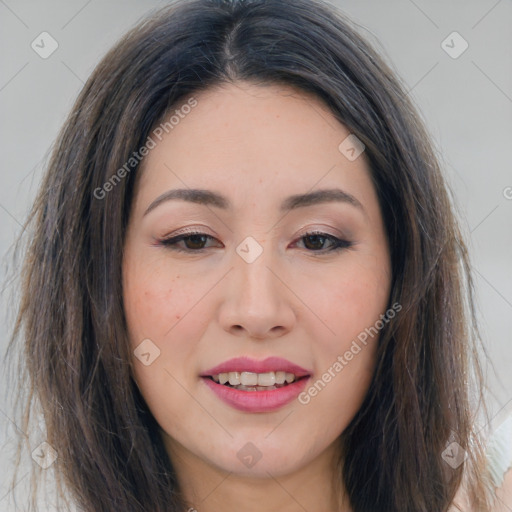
top-left (486, 414), bottom-right (512, 488)
top-left (449, 413), bottom-right (512, 511)
top-left (487, 413), bottom-right (512, 511)
top-left (494, 467), bottom-right (512, 512)
top-left (447, 463), bottom-right (512, 512)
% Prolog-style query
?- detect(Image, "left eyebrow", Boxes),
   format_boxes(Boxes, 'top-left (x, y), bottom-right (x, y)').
top-left (279, 188), bottom-right (364, 213)
top-left (143, 187), bottom-right (365, 217)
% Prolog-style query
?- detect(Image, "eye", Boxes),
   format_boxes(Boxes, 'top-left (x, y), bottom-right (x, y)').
top-left (293, 231), bottom-right (353, 253)
top-left (158, 231), bottom-right (220, 252)
top-left (157, 230), bottom-right (352, 254)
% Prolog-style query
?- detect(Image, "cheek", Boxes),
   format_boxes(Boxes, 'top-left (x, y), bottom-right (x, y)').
top-left (124, 267), bottom-right (199, 428)
top-left (301, 255), bottom-right (390, 411)
top-left (299, 276), bottom-right (385, 426)
top-left (312, 258), bottom-right (390, 347)
top-left (123, 258), bottom-right (202, 396)
top-left (123, 258), bottom-right (187, 342)
top-left (124, 280), bottom-right (200, 375)
top-left (301, 353), bottom-right (375, 442)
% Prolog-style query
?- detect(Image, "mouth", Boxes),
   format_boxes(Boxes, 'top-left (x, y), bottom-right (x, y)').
top-left (204, 371), bottom-right (309, 391)
top-left (201, 372), bottom-right (311, 413)
top-left (199, 356), bottom-right (312, 411)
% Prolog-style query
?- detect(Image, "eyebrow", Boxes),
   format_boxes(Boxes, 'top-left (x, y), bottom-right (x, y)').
top-left (143, 187), bottom-right (365, 216)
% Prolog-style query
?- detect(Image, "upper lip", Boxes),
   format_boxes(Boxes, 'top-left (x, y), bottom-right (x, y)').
top-left (201, 356), bottom-right (311, 378)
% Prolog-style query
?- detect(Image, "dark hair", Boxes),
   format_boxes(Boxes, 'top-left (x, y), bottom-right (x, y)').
top-left (7, 0), bottom-right (493, 510)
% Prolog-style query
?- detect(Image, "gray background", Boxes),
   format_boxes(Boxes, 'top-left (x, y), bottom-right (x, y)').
top-left (1, 0), bottom-right (511, 509)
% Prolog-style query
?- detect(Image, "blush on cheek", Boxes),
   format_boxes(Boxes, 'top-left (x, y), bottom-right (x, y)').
top-left (124, 285), bottom-right (169, 341)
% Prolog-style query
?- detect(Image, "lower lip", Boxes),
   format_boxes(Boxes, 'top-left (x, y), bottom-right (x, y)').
top-left (201, 376), bottom-right (310, 412)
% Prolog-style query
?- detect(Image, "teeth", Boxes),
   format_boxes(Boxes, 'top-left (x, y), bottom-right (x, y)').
top-left (240, 372), bottom-right (258, 386)
top-left (228, 372), bottom-right (241, 385)
top-left (275, 371), bottom-right (286, 384)
top-left (211, 371), bottom-right (298, 387)
top-left (237, 385), bottom-right (278, 391)
top-left (257, 372), bottom-right (275, 386)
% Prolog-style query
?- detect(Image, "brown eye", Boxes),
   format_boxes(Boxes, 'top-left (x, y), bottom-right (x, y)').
top-left (159, 232), bottom-right (220, 252)
top-left (181, 234), bottom-right (209, 250)
top-left (296, 231), bottom-right (352, 252)
top-left (302, 234), bottom-right (330, 251)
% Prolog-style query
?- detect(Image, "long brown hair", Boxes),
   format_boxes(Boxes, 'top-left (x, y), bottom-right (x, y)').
top-left (6, 0), bottom-right (493, 510)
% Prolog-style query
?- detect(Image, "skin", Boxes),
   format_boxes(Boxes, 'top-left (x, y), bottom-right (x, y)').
top-left (494, 468), bottom-right (512, 511)
top-left (122, 81), bottom-right (392, 512)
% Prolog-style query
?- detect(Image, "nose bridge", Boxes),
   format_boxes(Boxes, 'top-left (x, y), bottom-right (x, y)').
top-left (233, 235), bottom-right (280, 310)
top-left (218, 234), bottom-right (295, 338)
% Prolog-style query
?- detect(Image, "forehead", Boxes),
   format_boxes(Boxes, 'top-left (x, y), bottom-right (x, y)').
top-left (132, 81), bottom-right (376, 217)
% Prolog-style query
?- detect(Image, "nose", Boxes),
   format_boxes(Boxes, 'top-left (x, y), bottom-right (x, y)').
top-left (218, 241), bottom-right (296, 340)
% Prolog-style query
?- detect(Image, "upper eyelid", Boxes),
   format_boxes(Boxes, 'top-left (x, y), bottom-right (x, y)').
top-left (158, 231), bottom-right (351, 252)
top-left (161, 223), bottom-right (350, 239)
top-left (160, 229), bottom-right (346, 241)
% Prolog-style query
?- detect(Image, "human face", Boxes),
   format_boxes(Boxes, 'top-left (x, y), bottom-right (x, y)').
top-left (123, 82), bottom-right (391, 479)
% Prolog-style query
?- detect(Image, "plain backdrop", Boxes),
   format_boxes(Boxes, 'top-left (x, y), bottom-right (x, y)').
top-left (1, 0), bottom-right (511, 510)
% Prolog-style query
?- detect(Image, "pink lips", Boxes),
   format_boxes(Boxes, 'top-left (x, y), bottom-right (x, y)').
top-left (200, 356), bottom-right (312, 413)
top-left (200, 356), bottom-right (311, 378)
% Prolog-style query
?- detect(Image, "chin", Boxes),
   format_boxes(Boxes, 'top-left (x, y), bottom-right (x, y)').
top-left (200, 436), bottom-right (313, 478)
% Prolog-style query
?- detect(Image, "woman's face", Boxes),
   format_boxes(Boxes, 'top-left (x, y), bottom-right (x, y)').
top-left (123, 82), bottom-right (391, 479)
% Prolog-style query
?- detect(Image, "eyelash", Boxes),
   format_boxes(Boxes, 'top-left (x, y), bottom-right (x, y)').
top-left (157, 230), bottom-right (353, 254)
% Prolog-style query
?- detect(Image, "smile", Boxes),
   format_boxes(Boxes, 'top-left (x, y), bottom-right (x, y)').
top-left (209, 370), bottom-right (299, 390)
